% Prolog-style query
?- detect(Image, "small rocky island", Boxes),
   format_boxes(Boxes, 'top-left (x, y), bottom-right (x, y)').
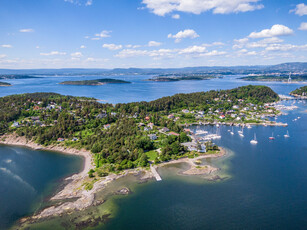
top-left (0, 81), bottom-right (11, 86)
top-left (148, 75), bottom-right (215, 82)
top-left (59, 78), bottom-right (131, 85)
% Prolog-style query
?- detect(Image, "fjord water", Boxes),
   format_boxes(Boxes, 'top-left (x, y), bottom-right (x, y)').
top-left (100, 99), bottom-right (307, 230)
top-left (0, 75), bottom-right (307, 229)
top-left (0, 146), bottom-right (82, 229)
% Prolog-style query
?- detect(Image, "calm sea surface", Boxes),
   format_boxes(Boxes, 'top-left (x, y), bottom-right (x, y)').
top-left (0, 75), bottom-right (306, 229)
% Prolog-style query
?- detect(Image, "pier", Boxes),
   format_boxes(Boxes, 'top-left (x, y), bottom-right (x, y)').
top-left (150, 165), bottom-right (162, 181)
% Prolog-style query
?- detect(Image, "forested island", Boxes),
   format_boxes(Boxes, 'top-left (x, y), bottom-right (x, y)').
top-left (290, 86), bottom-right (307, 98)
top-left (0, 85), bottom-right (280, 175)
top-left (59, 78), bottom-right (131, 85)
top-left (148, 74), bottom-right (216, 82)
top-left (0, 74), bottom-right (39, 80)
top-left (0, 81), bottom-right (11, 86)
top-left (240, 74), bottom-right (307, 82)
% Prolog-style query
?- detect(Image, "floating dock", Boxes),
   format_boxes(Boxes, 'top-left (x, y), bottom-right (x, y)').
top-left (150, 165), bottom-right (162, 181)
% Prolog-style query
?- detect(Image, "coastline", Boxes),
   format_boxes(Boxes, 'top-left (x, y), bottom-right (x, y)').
top-left (0, 133), bottom-right (226, 227)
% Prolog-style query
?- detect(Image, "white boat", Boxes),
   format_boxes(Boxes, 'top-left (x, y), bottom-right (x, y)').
top-left (247, 125), bottom-right (252, 129)
top-left (195, 130), bottom-right (208, 135)
top-left (250, 133), bottom-right (258, 144)
top-left (238, 127), bottom-right (244, 137)
top-left (230, 127), bottom-right (234, 135)
top-left (269, 132), bottom-right (275, 140)
top-left (284, 130), bottom-right (290, 138)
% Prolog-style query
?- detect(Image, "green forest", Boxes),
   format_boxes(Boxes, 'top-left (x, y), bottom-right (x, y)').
top-left (0, 85), bottom-right (279, 174)
top-left (290, 86), bottom-right (307, 96)
top-left (59, 78), bottom-right (131, 85)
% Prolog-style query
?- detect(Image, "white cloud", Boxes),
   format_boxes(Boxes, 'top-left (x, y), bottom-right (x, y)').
top-left (102, 43), bottom-right (123, 50)
top-left (1, 45), bottom-right (12, 48)
top-left (80, 45), bottom-right (86, 49)
top-left (20, 28), bottom-right (34, 33)
top-left (172, 14), bottom-right (180, 19)
top-left (115, 45), bottom-right (226, 59)
top-left (168, 29), bottom-right (199, 43)
top-left (290, 3), bottom-right (307, 16)
top-left (148, 41), bottom-right (162, 47)
top-left (115, 49), bottom-right (149, 58)
top-left (233, 38), bottom-right (249, 49)
top-left (0, 54), bottom-right (7, 59)
top-left (71, 52), bottom-right (83, 58)
top-left (40, 51), bottom-right (66, 56)
top-left (298, 22), bottom-right (307, 31)
top-left (246, 37), bottom-right (283, 48)
top-left (64, 0), bottom-right (93, 6)
top-left (85, 0), bottom-right (92, 6)
top-left (265, 43), bottom-right (307, 52)
top-left (200, 50), bottom-right (226, 56)
top-left (93, 30), bottom-right (111, 40)
top-left (142, 0), bottom-right (264, 16)
top-left (248, 24), bottom-right (293, 38)
top-left (178, 45), bottom-right (206, 54)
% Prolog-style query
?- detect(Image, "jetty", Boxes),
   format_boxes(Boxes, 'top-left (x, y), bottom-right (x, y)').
top-left (150, 165), bottom-right (162, 181)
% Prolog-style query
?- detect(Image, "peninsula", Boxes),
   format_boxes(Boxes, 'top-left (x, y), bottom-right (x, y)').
top-left (0, 85), bottom-right (283, 227)
top-left (290, 86), bottom-right (307, 98)
top-left (0, 81), bottom-right (11, 86)
top-left (59, 78), bottom-right (131, 85)
top-left (0, 74), bottom-right (39, 80)
top-left (240, 74), bottom-right (307, 82)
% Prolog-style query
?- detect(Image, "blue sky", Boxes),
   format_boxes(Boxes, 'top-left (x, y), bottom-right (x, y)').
top-left (0, 0), bottom-right (306, 69)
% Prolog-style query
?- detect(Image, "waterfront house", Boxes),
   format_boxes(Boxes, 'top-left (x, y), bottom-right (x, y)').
top-left (145, 116), bottom-right (150, 121)
top-left (148, 123), bottom-right (154, 129)
top-left (168, 114), bottom-right (175, 119)
top-left (161, 127), bottom-right (170, 132)
top-left (104, 124), bottom-right (111, 129)
top-left (169, 132), bottom-right (179, 136)
top-left (97, 113), bottom-right (107, 119)
top-left (148, 134), bottom-right (157, 140)
top-left (11, 121), bottom-right (19, 128)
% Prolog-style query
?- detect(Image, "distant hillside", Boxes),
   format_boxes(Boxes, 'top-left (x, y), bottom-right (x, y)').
top-left (0, 62), bottom-right (306, 75)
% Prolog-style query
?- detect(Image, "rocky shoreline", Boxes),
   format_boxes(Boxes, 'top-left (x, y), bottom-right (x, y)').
top-left (0, 134), bottom-right (226, 228)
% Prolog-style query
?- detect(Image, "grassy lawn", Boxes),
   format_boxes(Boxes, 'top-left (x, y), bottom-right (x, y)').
top-left (146, 150), bottom-right (158, 161)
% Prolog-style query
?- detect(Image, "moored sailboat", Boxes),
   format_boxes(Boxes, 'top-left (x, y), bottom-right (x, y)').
top-left (250, 133), bottom-right (258, 144)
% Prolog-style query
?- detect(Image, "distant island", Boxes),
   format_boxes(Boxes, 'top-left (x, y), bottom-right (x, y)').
top-left (0, 74), bottom-right (39, 80)
top-left (148, 75), bottom-right (216, 82)
top-left (290, 86), bottom-right (307, 98)
top-left (59, 78), bottom-right (131, 85)
top-left (240, 74), bottom-right (307, 82)
top-left (0, 81), bottom-right (11, 86)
